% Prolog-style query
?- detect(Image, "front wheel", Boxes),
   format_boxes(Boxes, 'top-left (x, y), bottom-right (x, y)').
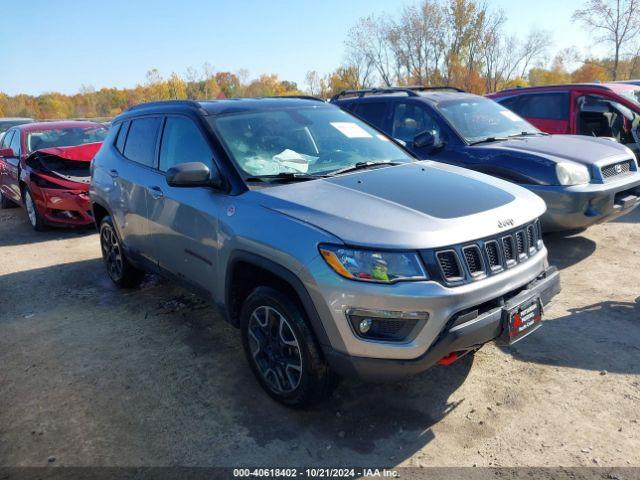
top-left (240, 286), bottom-right (337, 408)
top-left (23, 187), bottom-right (46, 231)
top-left (99, 216), bottom-right (145, 288)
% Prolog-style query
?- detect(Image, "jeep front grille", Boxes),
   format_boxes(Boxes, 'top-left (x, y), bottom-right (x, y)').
top-left (463, 246), bottom-right (484, 276)
top-left (601, 159), bottom-right (633, 180)
top-left (485, 240), bottom-right (501, 270)
top-left (436, 250), bottom-right (463, 281)
top-left (427, 219), bottom-right (543, 286)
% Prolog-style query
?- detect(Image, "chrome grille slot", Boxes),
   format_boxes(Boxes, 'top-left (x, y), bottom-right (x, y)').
top-left (436, 250), bottom-right (463, 282)
top-left (462, 245), bottom-right (485, 277)
top-left (502, 236), bottom-right (516, 265)
top-left (485, 240), bottom-right (502, 271)
top-left (526, 225), bottom-right (536, 254)
top-left (515, 230), bottom-right (526, 257)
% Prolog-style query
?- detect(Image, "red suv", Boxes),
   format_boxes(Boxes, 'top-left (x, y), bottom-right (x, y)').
top-left (488, 83), bottom-right (640, 157)
top-left (0, 121), bottom-right (108, 230)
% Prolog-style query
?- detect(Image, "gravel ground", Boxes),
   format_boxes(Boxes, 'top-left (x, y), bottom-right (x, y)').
top-left (0, 205), bottom-right (638, 469)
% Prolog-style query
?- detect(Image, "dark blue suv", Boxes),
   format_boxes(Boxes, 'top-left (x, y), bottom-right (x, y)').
top-left (331, 87), bottom-right (640, 232)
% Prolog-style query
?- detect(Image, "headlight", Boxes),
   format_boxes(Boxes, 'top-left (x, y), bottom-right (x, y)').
top-left (556, 162), bottom-right (590, 185)
top-left (319, 244), bottom-right (427, 283)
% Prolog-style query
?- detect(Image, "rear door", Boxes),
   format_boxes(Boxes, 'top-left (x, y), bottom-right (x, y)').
top-left (112, 116), bottom-right (162, 267)
top-left (145, 115), bottom-right (222, 294)
top-left (499, 92), bottom-right (570, 134)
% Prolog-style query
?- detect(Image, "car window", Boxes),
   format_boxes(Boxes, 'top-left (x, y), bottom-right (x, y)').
top-left (391, 103), bottom-right (440, 143)
top-left (9, 129), bottom-right (21, 155)
top-left (115, 121), bottom-right (129, 154)
top-left (512, 93), bottom-right (569, 120)
top-left (123, 117), bottom-right (161, 167)
top-left (351, 102), bottom-right (388, 129)
top-left (1, 130), bottom-right (14, 149)
top-left (210, 106), bottom-right (413, 177)
top-left (159, 117), bottom-right (212, 172)
top-left (497, 96), bottom-right (520, 111)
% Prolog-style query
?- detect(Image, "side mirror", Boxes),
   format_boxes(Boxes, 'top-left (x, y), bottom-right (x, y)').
top-left (413, 130), bottom-right (442, 150)
top-left (166, 161), bottom-right (223, 188)
top-left (0, 147), bottom-right (16, 158)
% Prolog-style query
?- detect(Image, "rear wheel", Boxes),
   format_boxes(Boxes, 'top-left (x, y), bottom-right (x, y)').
top-left (99, 216), bottom-right (145, 288)
top-left (240, 286), bottom-right (337, 407)
top-left (23, 187), bottom-right (46, 231)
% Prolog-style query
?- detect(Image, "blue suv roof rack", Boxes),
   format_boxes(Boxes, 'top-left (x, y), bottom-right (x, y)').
top-left (331, 86), bottom-right (465, 102)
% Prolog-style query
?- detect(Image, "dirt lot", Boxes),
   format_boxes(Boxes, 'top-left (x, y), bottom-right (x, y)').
top-left (0, 205), bottom-right (638, 469)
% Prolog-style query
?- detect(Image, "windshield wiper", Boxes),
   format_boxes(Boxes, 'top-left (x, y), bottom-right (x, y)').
top-left (245, 172), bottom-right (326, 183)
top-left (469, 136), bottom-right (509, 145)
top-left (326, 161), bottom-right (403, 177)
top-left (508, 131), bottom-right (548, 138)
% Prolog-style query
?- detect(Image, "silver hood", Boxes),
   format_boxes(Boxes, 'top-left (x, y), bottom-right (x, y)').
top-left (255, 161), bottom-right (546, 249)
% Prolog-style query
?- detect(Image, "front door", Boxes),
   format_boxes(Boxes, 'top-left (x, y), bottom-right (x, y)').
top-left (145, 115), bottom-right (222, 294)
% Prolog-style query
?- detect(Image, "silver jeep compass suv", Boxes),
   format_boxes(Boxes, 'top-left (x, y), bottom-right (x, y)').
top-left (90, 98), bottom-right (561, 407)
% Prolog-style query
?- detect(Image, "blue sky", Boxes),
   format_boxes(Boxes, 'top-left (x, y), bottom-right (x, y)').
top-left (1, 0), bottom-right (595, 96)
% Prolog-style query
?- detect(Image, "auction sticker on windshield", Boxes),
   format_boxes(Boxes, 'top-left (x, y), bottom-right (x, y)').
top-left (330, 122), bottom-right (372, 138)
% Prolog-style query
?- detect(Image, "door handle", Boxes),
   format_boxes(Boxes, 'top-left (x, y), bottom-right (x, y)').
top-left (148, 185), bottom-right (164, 199)
top-left (108, 169), bottom-right (119, 178)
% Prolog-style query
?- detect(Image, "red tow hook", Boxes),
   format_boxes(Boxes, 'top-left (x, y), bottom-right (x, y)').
top-left (437, 352), bottom-right (461, 366)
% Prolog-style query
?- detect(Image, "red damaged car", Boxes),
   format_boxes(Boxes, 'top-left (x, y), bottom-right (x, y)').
top-left (0, 121), bottom-right (108, 230)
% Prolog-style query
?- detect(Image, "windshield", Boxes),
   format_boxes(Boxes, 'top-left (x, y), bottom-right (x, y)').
top-left (210, 106), bottom-right (413, 178)
top-left (618, 88), bottom-right (640, 107)
top-left (26, 126), bottom-right (108, 154)
top-left (438, 97), bottom-right (539, 144)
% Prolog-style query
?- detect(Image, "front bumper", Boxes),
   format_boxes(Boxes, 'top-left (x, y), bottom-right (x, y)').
top-left (529, 173), bottom-right (640, 232)
top-left (31, 185), bottom-right (94, 226)
top-left (324, 266), bottom-right (560, 381)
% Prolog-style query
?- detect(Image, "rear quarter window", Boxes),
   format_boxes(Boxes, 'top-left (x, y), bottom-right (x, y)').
top-left (122, 117), bottom-right (161, 167)
top-left (115, 121), bottom-right (130, 154)
top-left (509, 93), bottom-right (569, 121)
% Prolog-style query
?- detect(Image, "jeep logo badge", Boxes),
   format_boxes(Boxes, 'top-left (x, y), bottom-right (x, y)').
top-left (614, 164), bottom-right (623, 174)
top-left (498, 218), bottom-right (515, 229)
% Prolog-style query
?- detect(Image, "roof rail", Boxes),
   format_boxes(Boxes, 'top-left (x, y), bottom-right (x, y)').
top-left (268, 95), bottom-right (326, 102)
top-left (125, 100), bottom-right (203, 112)
top-left (330, 86), bottom-right (465, 101)
top-left (497, 83), bottom-right (613, 94)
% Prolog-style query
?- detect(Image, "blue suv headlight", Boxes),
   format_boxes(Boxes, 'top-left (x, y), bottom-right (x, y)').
top-left (319, 244), bottom-right (427, 283)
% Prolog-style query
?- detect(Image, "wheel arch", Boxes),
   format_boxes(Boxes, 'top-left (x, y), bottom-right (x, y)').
top-left (225, 250), bottom-right (331, 349)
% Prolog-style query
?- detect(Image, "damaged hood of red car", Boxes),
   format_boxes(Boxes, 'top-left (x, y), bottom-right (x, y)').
top-left (26, 142), bottom-right (102, 186)
top-left (33, 142), bottom-right (102, 162)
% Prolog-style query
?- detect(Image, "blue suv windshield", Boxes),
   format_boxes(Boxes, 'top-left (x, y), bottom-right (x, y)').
top-left (438, 97), bottom-right (539, 144)
top-left (210, 106), bottom-right (413, 178)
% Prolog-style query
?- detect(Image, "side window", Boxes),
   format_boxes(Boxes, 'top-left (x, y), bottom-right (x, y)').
top-left (123, 117), bottom-right (161, 167)
top-left (115, 121), bottom-right (129, 154)
top-left (9, 130), bottom-right (21, 155)
top-left (1, 130), bottom-right (14, 149)
top-left (391, 103), bottom-right (440, 143)
top-left (159, 117), bottom-right (212, 172)
top-left (517, 93), bottom-right (569, 120)
top-left (351, 102), bottom-right (389, 129)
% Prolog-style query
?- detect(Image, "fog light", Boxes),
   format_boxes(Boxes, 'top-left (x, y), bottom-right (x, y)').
top-left (346, 308), bottom-right (429, 342)
top-left (359, 318), bottom-right (372, 333)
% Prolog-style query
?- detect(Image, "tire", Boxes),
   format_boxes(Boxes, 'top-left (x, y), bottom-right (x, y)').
top-left (99, 215), bottom-right (145, 288)
top-left (23, 187), bottom-right (46, 231)
top-left (0, 190), bottom-right (15, 209)
top-left (240, 286), bottom-right (337, 408)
